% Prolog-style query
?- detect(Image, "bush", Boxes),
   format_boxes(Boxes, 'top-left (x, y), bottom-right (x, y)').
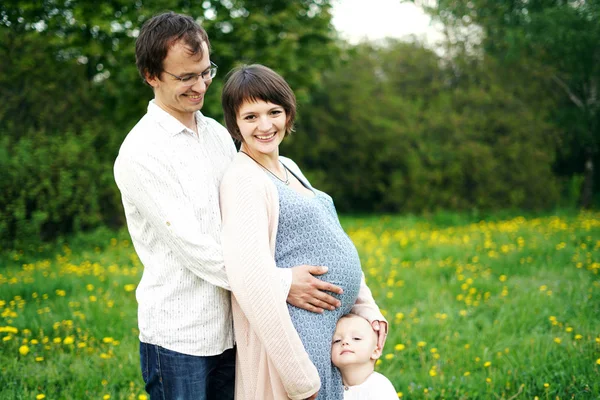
top-left (0, 129), bottom-right (122, 249)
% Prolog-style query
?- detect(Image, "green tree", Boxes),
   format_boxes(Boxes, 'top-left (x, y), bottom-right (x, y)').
top-left (287, 40), bottom-right (559, 212)
top-left (409, 0), bottom-right (600, 207)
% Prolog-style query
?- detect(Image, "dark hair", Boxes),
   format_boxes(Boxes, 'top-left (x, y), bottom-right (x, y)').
top-left (135, 11), bottom-right (210, 84)
top-left (221, 64), bottom-right (297, 142)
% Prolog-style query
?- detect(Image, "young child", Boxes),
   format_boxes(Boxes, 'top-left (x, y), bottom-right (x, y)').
top-left (332, 314), bottom-right (397, 399)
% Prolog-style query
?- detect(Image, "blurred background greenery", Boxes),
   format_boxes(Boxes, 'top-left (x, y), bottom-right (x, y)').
top-left (1, 0), bottom-right (598, 248)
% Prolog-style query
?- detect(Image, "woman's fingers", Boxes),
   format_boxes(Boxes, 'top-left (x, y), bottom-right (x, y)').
top-left (289, 265), bottom-right (343, 312)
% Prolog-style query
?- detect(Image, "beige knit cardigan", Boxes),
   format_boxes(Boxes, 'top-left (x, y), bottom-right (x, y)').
top-left (220, 153), bottom-right (386, 400)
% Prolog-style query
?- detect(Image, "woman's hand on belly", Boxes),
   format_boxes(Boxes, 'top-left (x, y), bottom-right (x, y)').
top-left (288, 265), bottom-right (343, 313)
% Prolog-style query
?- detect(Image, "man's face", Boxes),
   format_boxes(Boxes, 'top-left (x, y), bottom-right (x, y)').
top-left (146, 39), bottom-right (212, 122)
top-left (331, 316), bottom-right (380, 369)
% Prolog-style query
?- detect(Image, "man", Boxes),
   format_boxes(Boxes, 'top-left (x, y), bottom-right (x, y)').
top-left (114, 11), bottom-right (343, 399)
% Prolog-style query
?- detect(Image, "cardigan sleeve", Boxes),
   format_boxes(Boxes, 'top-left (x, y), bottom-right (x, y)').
top-left (220, 166), bottom-right (321, 400)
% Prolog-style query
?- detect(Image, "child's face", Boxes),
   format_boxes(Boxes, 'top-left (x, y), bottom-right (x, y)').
top-left (331, 316), bottom-right (380, 369)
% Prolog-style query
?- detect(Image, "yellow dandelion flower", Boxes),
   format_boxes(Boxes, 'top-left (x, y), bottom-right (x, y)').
top-left (459, 310), bottom-right (467, 317)
top-left (464, 371), bottom-right (470, 376)
top-left (89, 295), bottom-right (97, 302)
top-left (417, 341), bottom-right (426, 348)
top-left (19, 345), bottom-right (30, 356)
top-left (103, 395), bottom-right (110, 400)
top-left (565, 327), bottom-right (573, 332)
top-left (596, 358), bottom-right (600, 365)
top-left (575, 334), bottom-right (583, 340)
top-left (499, 275), bottom-right (507, 282)
top-left (102, 379), bottom-right (108, 385)
top-left (484, 361), bottom-right (491, 367)
top-left (464, 344), bottom-right (470, 349)
top-left (429, 369), bottom-right (437, 377)
top-left (486, 378), bottom-right (492, 383)
top-left (36, 395), bottom-right (46, 400)
top-left (53, 337), bottom-right (62, 344)
top-left (430, 348), bottom-right (438, 354)
top-left (35, 357), bottom-right (44, 362)
top-left (124, 284), bottom-right (136, 292)
top-left (394, 344), bottom-right (405, 351)
top-left (554, 338), bottom-right (561, 344)
top-left (384, 354), bottom-right (394, 360)
top-left (103, 337), bottom-right (114, 344)
top-left (63, 336), bottom-right (75, 345)
top-left (139, 396), bottom-right (148, 400)
top-left (544, 383), bottom-right (549, 388)
top-left (3, 335), bottom-right (12, 342)
top-left (0, 326), bottom-right (18, 334)
top-left (397, 392), bottom-right (403, 398)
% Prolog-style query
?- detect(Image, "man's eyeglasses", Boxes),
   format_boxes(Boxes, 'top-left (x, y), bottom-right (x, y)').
top-left (163, 61), bottom-right (218, 86)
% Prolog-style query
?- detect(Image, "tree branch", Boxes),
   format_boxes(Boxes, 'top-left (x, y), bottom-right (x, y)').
top-left (551, 74), bottom-right (584, 110)
top-left (588, 76), bottom-right (598, 112)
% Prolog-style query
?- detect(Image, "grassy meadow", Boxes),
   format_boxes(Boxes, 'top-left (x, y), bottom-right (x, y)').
top-left (1, 211), bottom-right (599, 399)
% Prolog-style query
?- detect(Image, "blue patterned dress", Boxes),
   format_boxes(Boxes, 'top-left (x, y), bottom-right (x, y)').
top-left (269, 168), bottom-right (363, 400)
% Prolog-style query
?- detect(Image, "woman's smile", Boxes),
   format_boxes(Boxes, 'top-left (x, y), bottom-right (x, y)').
top-left (255, 132), bottom-right (277, 141)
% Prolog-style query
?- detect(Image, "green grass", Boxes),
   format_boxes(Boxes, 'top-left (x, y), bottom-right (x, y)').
top-left (1, 211), bottom-right (599, 399)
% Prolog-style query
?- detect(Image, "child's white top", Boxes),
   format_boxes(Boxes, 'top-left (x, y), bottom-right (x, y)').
top-left (343, 372), bottom-right (397, 399)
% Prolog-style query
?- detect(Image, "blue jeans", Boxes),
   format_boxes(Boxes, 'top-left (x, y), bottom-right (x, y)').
top-left (140, 342), bottom-right (235, 400)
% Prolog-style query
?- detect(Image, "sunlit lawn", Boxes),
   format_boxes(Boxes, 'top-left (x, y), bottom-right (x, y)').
top-left (1, 211), bottom-right (599, 399)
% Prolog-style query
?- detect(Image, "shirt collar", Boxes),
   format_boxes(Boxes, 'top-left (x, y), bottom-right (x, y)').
top-left (147, 100), bottom-right (207, 137)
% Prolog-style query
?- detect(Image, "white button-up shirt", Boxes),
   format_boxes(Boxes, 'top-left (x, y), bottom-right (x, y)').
top-left (114, 101), bottom-right (237, 356)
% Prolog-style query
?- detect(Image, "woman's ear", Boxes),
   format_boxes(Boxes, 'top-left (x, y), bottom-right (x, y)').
top-left (285, 114), bottom-right (295, 135)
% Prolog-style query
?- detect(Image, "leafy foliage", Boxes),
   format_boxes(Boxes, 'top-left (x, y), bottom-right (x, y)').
top-left (286, 40), bottom-right (559, 212)
top-left (408, 0), bottom-right (600, 207)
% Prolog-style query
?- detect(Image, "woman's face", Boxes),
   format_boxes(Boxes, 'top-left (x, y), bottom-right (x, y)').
top-left (236, 100), bottom-right (287, 157)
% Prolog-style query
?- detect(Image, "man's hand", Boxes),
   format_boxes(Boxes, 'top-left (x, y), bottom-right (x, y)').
top-left (287, 265), bottom-right (343, 313)
top-left (304, 392), bottom-right (318, 400)
top-left (371, 320), bottom-right (388, 350)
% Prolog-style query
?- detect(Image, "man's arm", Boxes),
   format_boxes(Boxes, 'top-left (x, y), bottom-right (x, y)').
top-left (114, 153), bottom-right (230, 290)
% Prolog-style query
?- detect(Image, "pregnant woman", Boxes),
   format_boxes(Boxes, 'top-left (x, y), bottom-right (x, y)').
top-left (219, 64), bottom-right (387, 400)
